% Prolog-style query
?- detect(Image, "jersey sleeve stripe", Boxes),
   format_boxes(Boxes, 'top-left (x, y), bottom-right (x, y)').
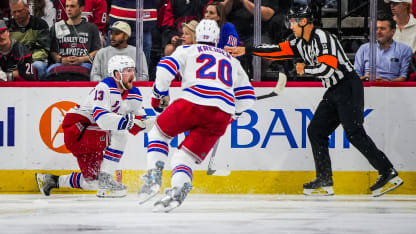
top-left (317, 55), bottom-right (338, 69)
top-left (126, 94), bottom-right (143, 102)
top-left (153, 86), bottom-right (169, 97)
top-left (110, 88), bottom-right (120, 95)
top-left (234, 86), bottom-right (256, 100)
top-left (92, 107), bottom-right (110, 122)
top-left (160, 57), bottom-right (179, 71)
top-left (235, 90), bottom-right (256, 100)
top-left (157, 63), bottom-right (177, 76)
top-left (253, 41), bottom-right (294, 58)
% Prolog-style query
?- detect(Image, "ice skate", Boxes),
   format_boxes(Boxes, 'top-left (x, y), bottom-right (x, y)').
top-left (371, 168), bottom-right (403, 197)
top-left (35, 173), bottom-right (59, 196)
top-left (303, 177), bottom-right (334, 196)
top-left (152, 182), bottom-right (192, 213)
top-left (137, 161), bottom-right (164, 204)
top-left (96, 172), bottom-right (127, 198)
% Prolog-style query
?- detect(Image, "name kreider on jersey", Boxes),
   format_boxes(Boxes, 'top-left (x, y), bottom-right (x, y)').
top-left (196, 45), bottom-right (231, 59)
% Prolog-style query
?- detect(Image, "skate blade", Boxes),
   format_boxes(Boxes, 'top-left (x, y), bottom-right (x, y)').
top-left (152, 201), bottom-right (180, 213)
top-left (96, 189), bottom-right (127, 198)
top-left (303, 186), bottom-right (334, 196)
top-left (372, 176), bottom-right (403, 197)
top-left (138, 185), bottom-right (160, 205)
top-left (35, 173), bottom-right (48, 196)
top-left (138, 191), bottom-right (159, 205)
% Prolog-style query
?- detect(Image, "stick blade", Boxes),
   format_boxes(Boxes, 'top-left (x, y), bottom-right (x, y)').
top-left (207, 169), bottom-right (231, 176)
top-left (256, 92), bottom-right (278, 100)
top-left (274, 72), bottom-right (287, 94)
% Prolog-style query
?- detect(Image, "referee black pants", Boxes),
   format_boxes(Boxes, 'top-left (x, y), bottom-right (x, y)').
top-left (307, 73), bottom-right (394, 179)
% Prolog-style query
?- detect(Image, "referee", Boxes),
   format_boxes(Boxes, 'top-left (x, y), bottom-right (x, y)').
top-left (225, 3), bottom-right (403, 197)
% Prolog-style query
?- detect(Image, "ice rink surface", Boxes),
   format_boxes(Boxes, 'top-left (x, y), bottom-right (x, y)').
top-left (0, 194), bottom-right (415, 234)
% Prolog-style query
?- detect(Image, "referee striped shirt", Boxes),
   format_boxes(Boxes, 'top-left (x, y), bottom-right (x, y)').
top-left (247, 28), bottom-right (355, 88)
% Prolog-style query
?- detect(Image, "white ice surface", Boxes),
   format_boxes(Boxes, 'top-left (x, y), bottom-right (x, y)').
top-left (0, 194), bottom-right (415, 234)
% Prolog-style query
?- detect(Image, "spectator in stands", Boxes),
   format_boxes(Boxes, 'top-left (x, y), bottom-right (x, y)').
top-left (91, 21), bottom-right (148, 81)
top-left (0, 1), bottom-right (10, 21)
top-left (180, 20), bottom-right (198, 45)
top-left (354, 16), bottom-right (412, 81)
top-left (8, 0), bottom-right (50, 80)
top-left (204, 1), bottom-right (239, 49)
top-left (387, 0), bottom-right (416, 52)
top-left (56, 0), bottom-right (107, 35)
top-left (28, 0), bottom-right (56, 27)
top-left (160, 0), bottom-right (210, 56)
top-left (108, 0), bottom-right (157, 63)
top-left (56, 0), bottom-right (107, 47)
top-left (222, 0), bottom-right (276, 79)
top-left (47, 0), bottom-right (101, 75)
top-left (268, 0), bottom-right (291, 43)
top-left (0, 20), bottom-right (35, 81)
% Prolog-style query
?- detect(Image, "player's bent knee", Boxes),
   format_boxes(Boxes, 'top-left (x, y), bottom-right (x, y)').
top-left (148, 126), bottom-right (171, 142)
top-left (171, 150), bottom-right (198, 169)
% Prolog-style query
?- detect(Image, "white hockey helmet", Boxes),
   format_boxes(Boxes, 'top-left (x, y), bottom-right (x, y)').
top-left (195, 19), bottom-right (220, 45)
top-left (107, 55), bottom-right (135, 77)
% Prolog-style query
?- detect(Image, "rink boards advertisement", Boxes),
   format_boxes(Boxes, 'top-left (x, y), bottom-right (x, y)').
top-left (0, 82), bottom-right (415, 194)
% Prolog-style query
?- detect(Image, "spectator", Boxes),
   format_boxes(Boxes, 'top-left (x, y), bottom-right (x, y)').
top-left (0, 1), bottom-right (10, 21)
top-left (28, 0), bottom-right (56, 27)
top-left (91, 21), bottom-right (148, 81)
top-left (180, 20), bottom-right (198, 45)
top-left (407, 49), bottom-right (416, 80)
top-left (8, 0), bottom-right (50, 80)
top-left (222, 0), bottom-right (276, 78)
top-left (386, 0), bottom-right (416, 51)
top-left (0, 20), bottom-right (35, 81)
top-left (47, 0), bottom-right (101, 74)
top-left (204, 1), bottom-right (239, 49)
top-left (355, 16), bottom-right (412, 81)
top-left (56, 0), bottom-right (107, 36)
top-left (159, 0), bottom-right (210, 56)
top-left (108, 0), bottom-right (157, 64)
top-left (268, 0), bottom-right (291, 43)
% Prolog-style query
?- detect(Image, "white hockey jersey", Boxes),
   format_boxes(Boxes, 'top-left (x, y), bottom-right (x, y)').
top-left (155, 44), bottom-right (255, 115)
top-left (70, 77), bottom-right (143, 130)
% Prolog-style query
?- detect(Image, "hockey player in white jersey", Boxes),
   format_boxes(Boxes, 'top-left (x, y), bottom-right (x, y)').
top-left (36, 55), bottom-right (154, 198)
top-left (137, 19), bottom-right (256, 212)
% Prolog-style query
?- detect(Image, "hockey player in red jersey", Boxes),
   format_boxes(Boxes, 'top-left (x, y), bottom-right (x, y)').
top-left (36, 55), bottom-right (155, 198)
top-left (137, 19), bottom-right (255, 212)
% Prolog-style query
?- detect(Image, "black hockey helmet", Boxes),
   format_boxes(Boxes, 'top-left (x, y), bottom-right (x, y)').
top-left (287, 2), bottom-right (313, 20)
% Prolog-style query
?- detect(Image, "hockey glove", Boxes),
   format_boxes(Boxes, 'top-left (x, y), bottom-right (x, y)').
top-left (128, 116), bottom-right (156, 135)
top-left (121, 113), bottom-right (135, 130)
top-left (151, 96), bottom-right (170, 113)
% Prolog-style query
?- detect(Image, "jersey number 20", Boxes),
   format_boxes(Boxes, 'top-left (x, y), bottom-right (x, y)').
top-left (196, 54), bottom-right (232, 87)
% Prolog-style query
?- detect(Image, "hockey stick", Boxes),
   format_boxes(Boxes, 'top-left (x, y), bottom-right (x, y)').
top-left (256, 72), bottom-right (287, 100)
top-left (207, 139), bottom-right (231, 176)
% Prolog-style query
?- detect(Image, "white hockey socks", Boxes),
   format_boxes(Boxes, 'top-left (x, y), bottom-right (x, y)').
top-left (146, 126), bottom-right (171, 170)
top-left (170, 150), bottom-right (195, 187)
top-left (58, 172), bottom-right (98, 190)
top-left (100, 131), bottom-right (128, 175)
